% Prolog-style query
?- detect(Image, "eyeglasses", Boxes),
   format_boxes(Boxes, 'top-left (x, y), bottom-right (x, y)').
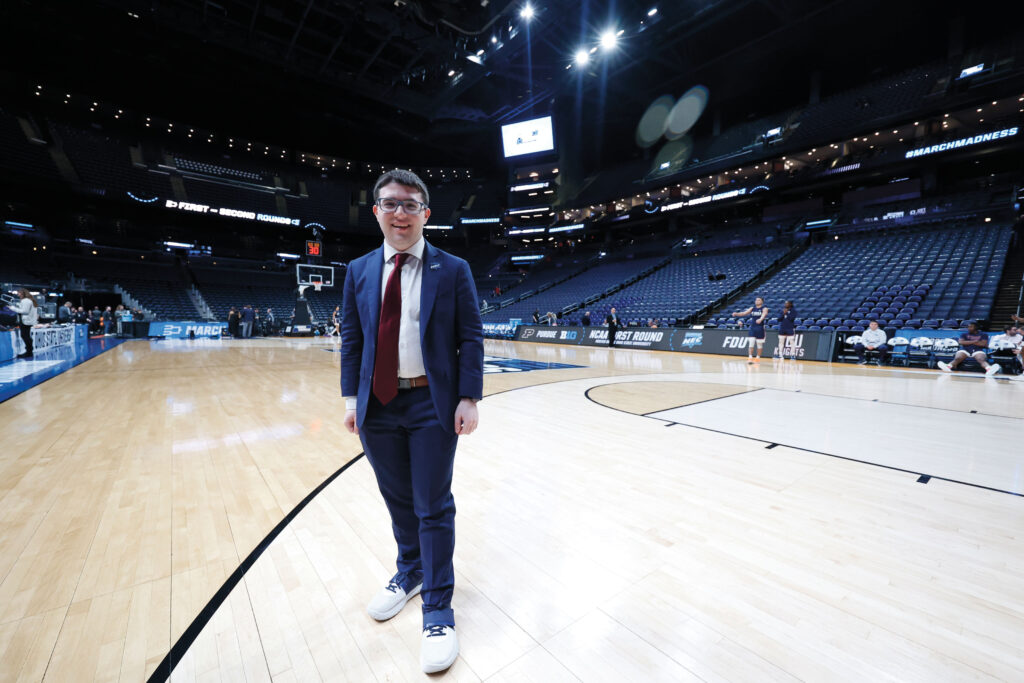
top-left (375, 197), bottom-right (428, 215)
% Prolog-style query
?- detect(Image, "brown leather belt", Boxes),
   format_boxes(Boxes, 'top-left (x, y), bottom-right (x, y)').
top-left (397, 375), bottom-right (429, 390)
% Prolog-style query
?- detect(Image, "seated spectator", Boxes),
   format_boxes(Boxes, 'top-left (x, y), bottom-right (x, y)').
top-left (937, 321), bottom-right (1000, 376)
top-left (648, 319), bottom-right (658, 328)
top-left (581, 310), bottom-right (591, 326)
top-left (991, 324), bottom-right (1022, 371)
top-left (855, 321), bottom-right (889, 365)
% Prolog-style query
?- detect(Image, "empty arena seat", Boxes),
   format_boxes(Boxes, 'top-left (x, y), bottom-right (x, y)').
top-left (707, 223), bottom-right (1009, 325)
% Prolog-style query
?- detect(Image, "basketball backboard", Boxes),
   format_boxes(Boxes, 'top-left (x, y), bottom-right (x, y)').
top-left (296, 264), bottom-right (336, 287)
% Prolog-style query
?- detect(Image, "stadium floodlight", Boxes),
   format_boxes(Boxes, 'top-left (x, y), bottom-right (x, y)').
top-left (575, 50), bottom-right (590, 66)
top-left (520, 3), bottom-right (533, 20)
top-left (600, 30), bottom-right (617, 50)
top-left (648, 8), bottom-right (658, 16)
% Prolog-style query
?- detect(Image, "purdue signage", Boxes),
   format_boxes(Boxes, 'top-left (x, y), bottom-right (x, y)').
top-left (513, 325), bottom-right (836, 361)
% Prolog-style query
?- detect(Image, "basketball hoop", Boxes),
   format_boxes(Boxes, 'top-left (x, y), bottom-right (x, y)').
top-left (312, 281), bottom-right (323, 293)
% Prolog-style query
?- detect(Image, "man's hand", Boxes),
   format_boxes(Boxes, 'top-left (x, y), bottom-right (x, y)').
top-left (454, 398), bottom-right (479, 435)
top-left (344, 409), bottom-right (359, 435)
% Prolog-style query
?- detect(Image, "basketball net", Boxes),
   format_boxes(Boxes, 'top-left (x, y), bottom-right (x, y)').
top-left (312, 282), bottom-right (323, 293)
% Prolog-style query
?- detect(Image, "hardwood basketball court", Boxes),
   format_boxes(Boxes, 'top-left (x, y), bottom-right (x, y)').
top-left (1, 337), bottom-right (1022, 681)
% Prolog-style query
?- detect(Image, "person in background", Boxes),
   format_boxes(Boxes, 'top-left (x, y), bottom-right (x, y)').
top-left (9, 288), bottom-right (38, 358)
top-left (57, 300), bottom-right (73, 324)
top-left (991, 324), bottom-right (1022, 371)
top-left (227, 307), bottom-right (239, 338)
top-left (241, 304), bottom-right (255, 338)
top-left (732, 296), bottom-right (768, 364)
top-left (937, 321), bottom-right (1000, 376)
top-left (546, 311), bottom-right (557, 326)
top-left (330, 305), bottom-right (341, 337)
top-left (102, 306), bottom-right (114, 335)
top-left (532, 309), bottom-right (541, 324)
top-left (115, 304), bottom-right (127, 335)
top-left (265, 307), bottom-right (276, 335)
top-left (581, 310), bottom-right (591, 326)
top-left (605, 307), bottom-right (620, 348)
top-left (855, 320), bottom-right (890, 365)
top-left (75, 306), bottom-right (87, 325)
top-left (776, 300), bottom-right (797, 359)
top-left (254, 307), bottom-right (262, 336)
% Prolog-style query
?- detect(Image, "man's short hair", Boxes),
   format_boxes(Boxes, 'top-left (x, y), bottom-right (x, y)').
top-left (373, 169), bottom-right (430, 206)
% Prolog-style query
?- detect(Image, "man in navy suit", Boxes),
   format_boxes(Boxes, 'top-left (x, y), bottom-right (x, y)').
top-left (341, 169), bottom-right (483, 674)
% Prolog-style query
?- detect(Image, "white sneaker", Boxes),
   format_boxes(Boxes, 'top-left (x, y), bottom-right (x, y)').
top-left (937, 361), bottom-right (951, 372)
top-left (985, 363), bottom-right (1000, 376)
top-left (421, 625), bottom-right (459, 674)
top-left (367, 579), bottom-right (421, 621)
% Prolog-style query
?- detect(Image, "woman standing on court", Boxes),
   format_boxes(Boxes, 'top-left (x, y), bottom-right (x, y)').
top-left (731, 295), bottom-right (769, 363)
top-left (10, 288), bottom-right (38, 358)
top-left (776, 300), bottom-right (797, 359)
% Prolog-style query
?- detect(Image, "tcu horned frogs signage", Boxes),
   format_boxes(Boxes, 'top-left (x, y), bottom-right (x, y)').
top-left (514, 325), bottom-right (836, 362)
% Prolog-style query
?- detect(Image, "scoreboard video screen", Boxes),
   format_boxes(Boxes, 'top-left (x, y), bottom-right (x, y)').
top-left (501, 116), bottom-right (555, 158)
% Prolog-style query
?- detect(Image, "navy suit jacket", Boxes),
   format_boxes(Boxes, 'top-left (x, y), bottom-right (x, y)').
top-left (340, 241), bottom-right (484, 432)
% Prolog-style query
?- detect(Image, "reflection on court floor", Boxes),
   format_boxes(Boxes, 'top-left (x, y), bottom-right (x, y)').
top-left (648, 387), bottom-right (1023, 495)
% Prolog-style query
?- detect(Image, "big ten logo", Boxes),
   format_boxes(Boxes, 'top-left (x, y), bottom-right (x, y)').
top-left (559, 330), bottom-right (578, 340)
top-left (721, 336), bottom-right (749, 348)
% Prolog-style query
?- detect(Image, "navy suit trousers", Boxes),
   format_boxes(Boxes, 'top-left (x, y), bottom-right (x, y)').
top-left (359, 386), bottom-right (458, 627)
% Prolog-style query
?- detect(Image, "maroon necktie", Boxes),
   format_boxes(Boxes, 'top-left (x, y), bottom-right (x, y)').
top-left (373, 252), bottom-right (408, 405)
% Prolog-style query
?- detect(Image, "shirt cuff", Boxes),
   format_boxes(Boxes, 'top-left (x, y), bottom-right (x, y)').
top-left (344, 397), bottom-right (357, 411)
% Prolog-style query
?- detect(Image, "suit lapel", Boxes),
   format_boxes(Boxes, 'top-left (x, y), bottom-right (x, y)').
top-left (419, 242), bottom-right (442, 341)
top-left (365, 246), bottom-right (384, 333)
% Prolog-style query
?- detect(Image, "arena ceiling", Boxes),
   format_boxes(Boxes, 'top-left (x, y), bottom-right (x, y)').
top-left (0, 0), bottom-right (1008, 171)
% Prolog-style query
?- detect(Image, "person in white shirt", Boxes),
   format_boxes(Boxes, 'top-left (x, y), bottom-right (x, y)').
top-left (9, 288), bottom-right (39, 358)
top-left (991, 325), bottom-right (1023, 371)
top-left (854, 321), bottom-right (889, 365)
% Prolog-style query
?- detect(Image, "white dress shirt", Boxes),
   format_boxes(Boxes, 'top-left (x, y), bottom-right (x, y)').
top-left (344, 237), bottom-right (427, 411)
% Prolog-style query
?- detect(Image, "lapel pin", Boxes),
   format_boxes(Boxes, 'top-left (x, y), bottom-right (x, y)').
top-left (430, 262), bottom-right (441, 270)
